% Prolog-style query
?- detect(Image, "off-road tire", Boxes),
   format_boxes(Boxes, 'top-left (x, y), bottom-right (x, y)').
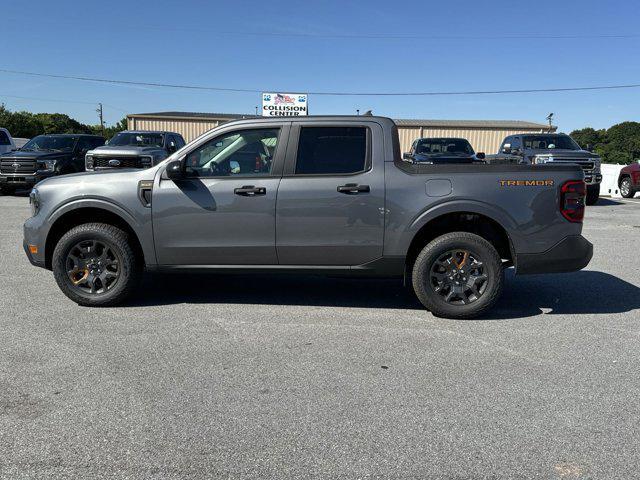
top-left (586, 184), bottom-right (600, 205)
top-left (52, 223), bottom-right (141, 307)
top-left (0, 185), bottom-right (16, 195)
top-left (412, 232), bottom-right (504, 319)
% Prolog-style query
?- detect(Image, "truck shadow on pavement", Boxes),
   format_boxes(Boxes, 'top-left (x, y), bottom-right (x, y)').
top-left (131, 269), bottom-right (639, 320)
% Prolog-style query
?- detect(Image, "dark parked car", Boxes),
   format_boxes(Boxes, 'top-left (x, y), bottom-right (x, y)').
top-left (403, 138), bottom-right (485, 164)
top-left (85, 131), bottom-right (186, 171)
top-left (0, 134), bottom-right (104, 194)
top-left (618, 161), bottom-right (640, 198)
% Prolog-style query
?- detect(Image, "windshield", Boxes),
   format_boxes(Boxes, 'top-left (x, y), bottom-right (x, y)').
top-left (416, 139), bottom-right (474, 155)
top-left (22, 135), bottom-right (76, 152)
top-left (523, 135), bottom-right (581, 151)
top-left (109, 132), bottom-right (164, 148)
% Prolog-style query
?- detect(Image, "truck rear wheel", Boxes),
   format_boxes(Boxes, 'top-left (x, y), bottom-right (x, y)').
top-left (411, 232), bottom-right (504, 319)
top-left (52, 223), bottom-right (141, 307)
top-left (586, 184), bottom-right (600, 205)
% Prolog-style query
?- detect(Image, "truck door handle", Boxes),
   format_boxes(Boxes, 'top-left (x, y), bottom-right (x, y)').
top-left (337, 183), bottom-right (370, 194)
top-left (234, 185), bottom-right (266, 196)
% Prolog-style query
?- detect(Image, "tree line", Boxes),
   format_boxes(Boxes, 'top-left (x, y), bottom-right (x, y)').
top-left (0, 105), bottom-right (127, 140)
top-left (1, 104), bottom-right (638, 164)
top-left (570, 122), bottom-right (640, 165)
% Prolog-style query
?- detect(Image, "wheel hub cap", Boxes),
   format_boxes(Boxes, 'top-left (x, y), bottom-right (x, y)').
top-left (66, 240), bottom-right (120, 294)
top-left (429, 250), bottom-right (488, 305)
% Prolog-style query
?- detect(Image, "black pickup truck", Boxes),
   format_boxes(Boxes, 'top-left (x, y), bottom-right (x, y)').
top-left (403, 137), bottom-right (485, 164)
top-left (0, 134), bottom-right (105, 195)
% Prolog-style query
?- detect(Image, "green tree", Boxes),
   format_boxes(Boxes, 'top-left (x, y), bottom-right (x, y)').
top-left (90, 117), bottom-right (128, 140)
top-left (571, 122), bottom-right (640, 165)
top-left (570, 127), bottom-right (606, 151)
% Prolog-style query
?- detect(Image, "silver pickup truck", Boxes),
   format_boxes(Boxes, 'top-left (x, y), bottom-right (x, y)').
top-left (23, 116), bottom-right (592, 319)
top-left (85, 130), bottom-right (185, 171)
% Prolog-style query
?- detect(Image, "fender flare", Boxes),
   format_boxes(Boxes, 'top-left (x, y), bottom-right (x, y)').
top-left (45, 197), bottom-right (155, 266)
top-left (403, 199), bottom-right (519, 255)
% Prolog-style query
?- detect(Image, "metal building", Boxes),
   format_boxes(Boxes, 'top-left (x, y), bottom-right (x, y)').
top-left (127, 112), bottom-right (552, 155)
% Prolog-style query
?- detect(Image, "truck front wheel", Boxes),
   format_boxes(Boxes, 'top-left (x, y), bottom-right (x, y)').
top-left (411, 232), bottom-right (504, 319)
top-left (52, 223), bottom-right (141, 307)
top-left (586, 184), bottom-right (600, 205)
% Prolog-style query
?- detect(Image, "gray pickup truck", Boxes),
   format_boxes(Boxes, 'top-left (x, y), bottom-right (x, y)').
top-left (487, 133), bottom-right (602, 205)
top-left (23, 116), bottom-right (592, 319)
top-left (85, 130), bottom-right (185, 171)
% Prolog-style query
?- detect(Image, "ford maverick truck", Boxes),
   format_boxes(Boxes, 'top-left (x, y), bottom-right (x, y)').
top-left (486, 133), bottom-right (602, 205)
top-left (24, 116), bottom-right (592, 318)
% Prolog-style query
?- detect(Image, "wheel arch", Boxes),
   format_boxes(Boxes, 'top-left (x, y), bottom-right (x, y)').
top-left (45, 204), bottom-right (146, 270)
top-left (405, 210), bottom-right (514, 273)
top-left (618, 173), bottom-right (631, 186)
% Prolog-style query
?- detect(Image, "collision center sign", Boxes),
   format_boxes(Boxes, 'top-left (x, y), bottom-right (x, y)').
top-left (262, 93), bottom-right (308, 116)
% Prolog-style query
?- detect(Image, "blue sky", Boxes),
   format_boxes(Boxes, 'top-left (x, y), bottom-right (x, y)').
top-left (2, 0), bottom-right (639, 132)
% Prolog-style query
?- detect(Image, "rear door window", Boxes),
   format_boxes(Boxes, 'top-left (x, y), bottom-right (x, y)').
top-left (295, 126), bottom-right (368, 175)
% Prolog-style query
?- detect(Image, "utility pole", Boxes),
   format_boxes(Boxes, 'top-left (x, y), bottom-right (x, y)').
top-left (546, 113), bottom-right (554, 133)
top-left (96, 103), bottom-right (105, 137)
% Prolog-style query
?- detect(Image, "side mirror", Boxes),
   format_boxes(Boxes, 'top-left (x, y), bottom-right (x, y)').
top-left (167, 141), bottom-right (177, 153)
top-left (402, 152), bottom-right (414, 162)
top-left (502, 146), bottom-right (511, 154)
top-left (476, 152), bottom-right (485, 160)
top-left (165, 159), bottom-right (184, 180)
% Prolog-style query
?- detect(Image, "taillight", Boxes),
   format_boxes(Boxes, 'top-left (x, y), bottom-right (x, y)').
top-left (560, 180), bottom-right (586, 223)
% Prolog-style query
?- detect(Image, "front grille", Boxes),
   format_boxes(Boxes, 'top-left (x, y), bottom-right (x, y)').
top-left (550, 159), bottom-right (595, 171)
top-left (93, 156), bottom-right (144, 169)
top-left (0, 157), bottom-right (37, 174)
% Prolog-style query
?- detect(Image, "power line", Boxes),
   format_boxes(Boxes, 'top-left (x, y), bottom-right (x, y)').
top-left (1, 68), bottom-right (640, 97)
top-left (0, 92), bottom-right (127, 111)
top-left (2, 15), bottom-right (638, 41)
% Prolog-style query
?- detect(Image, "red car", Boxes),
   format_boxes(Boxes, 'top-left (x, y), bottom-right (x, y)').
top-left (619, 162), bottom-right (640, 198)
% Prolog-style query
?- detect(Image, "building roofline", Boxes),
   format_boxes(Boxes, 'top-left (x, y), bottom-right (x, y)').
top-left (127, 111), bottom-right (554, 130)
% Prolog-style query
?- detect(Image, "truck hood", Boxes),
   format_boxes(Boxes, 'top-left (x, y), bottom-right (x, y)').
top-left (1, 150), bottom-right (70, 160)
top-left (89, 145), bottom-right (161, 156)
top-left (413, 153), bottom-right (477, 164)
top-left (36, 166), bottom-right (158, 189)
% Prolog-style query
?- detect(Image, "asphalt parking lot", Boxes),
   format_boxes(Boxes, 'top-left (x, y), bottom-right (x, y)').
top-left (1, 193), bottom-right (639, 479)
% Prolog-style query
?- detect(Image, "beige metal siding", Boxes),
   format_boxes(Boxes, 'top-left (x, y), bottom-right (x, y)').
top-left (127, 117), bottom-right (224, 142)
top-left (128, 114), bottom-right (548, 154)
top-left (397, 127), bottom-right (547, 155)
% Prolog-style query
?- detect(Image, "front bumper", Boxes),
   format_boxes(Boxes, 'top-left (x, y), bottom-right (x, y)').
top-left (0, 172), bottom-right (55, 188)
top-left (23, 215), bottom-right (48, 269)
top-left (515, 235), bottom-right (593, 275)
top-left (584, 173), bottom-right (602, 185)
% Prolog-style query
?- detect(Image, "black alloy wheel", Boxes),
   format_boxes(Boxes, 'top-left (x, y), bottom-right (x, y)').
top-left (65, 239), bottom-right (121, 294)
top-left (429, 249), bottom-right (487, 305)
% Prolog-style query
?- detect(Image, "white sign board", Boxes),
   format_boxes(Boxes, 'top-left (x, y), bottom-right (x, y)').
top-left (262, 93), bottom-right (308, 116)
